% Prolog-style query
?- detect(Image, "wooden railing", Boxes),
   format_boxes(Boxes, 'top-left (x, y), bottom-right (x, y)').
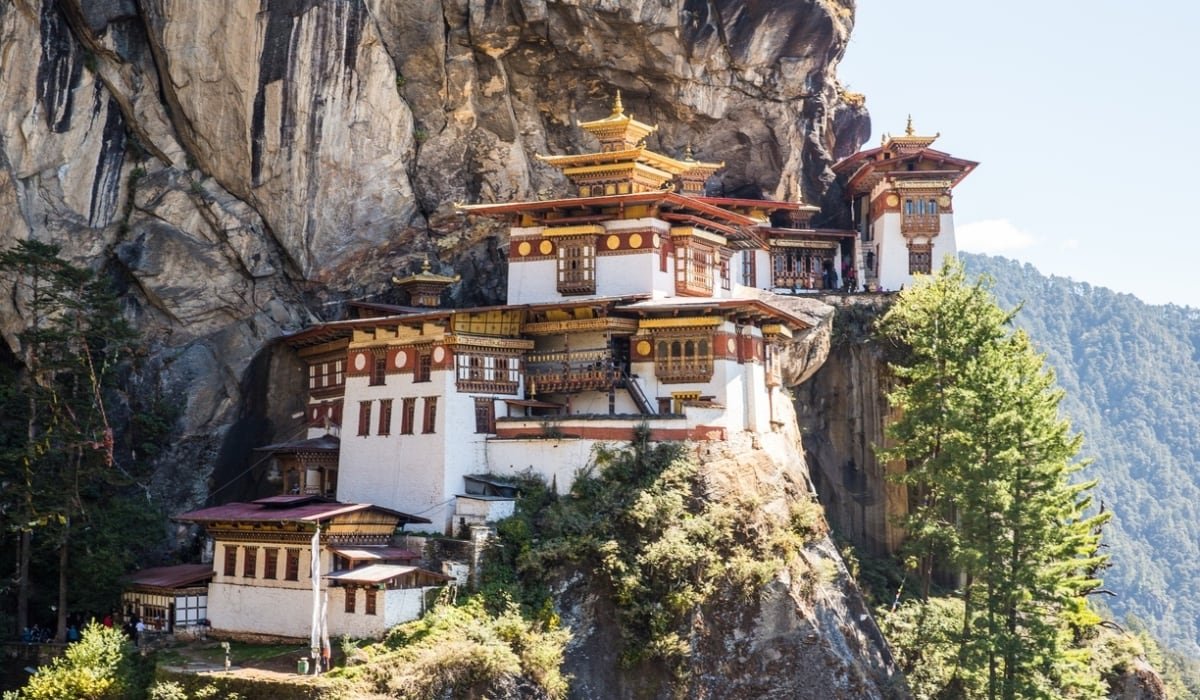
top-left (526, 349), bottom-right (616, 394)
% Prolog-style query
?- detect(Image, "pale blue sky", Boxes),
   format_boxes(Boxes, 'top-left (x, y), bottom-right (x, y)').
top-left (838, 2), bottom-right (1200, 308)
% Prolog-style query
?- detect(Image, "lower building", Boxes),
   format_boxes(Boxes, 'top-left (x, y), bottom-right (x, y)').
top-left (175, 495), bottom-right (441, 640)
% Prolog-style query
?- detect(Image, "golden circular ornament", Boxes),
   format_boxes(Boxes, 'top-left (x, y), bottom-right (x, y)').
top-left (517, 241), bottom-right (532, 256)
top-left (539, 240), bottom-right (553, 255)
top-left (938, 195), bottom-right (952, 207)
top-left (636, 340), bottom-right (652, 356)
top-left (629, 233), bottom-right (643, 248)
top-left (606, 235), bottom-right (621, 250)
top-left (886, 194), bottom-right (900, 207)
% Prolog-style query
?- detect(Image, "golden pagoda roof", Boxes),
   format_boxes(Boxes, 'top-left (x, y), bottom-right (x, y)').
top-left (391, 256), bottom-right (460, 287)
top-left (577, 91), bottom-right (658, 145)
top-left (881, 115), bottom-right (940, 152)
top-left (536, 145), bottom-right (722, 179)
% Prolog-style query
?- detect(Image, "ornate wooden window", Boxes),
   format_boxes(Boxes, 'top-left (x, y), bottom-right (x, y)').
top-left (456, 352), bottom-right (520, 393)
top-left (285, 549), bottom-right (300, 581)
top-left (263, 548), bottom-right (279, 580)
top-left (654, 333), bottom-right (714, 383)
top-left (675, 241), bottom-right (715, 295)
top-left (365, 588), bottom-right (377, 616)
top-left (357, 401), bottom-right (371, 436)
top-left (422, 397), bottom-right (438, 434)
top-left (223, 545), bottom-right (238, 577)
top-left (344, 588), bottom-right (356, 613)
top-left (908, 245), bottom-right (933, 275)
top-left (377, 399), bottom-right (393, 436)
top-left (474, 398), bottom-right (496, 434)
top-left (243, 547), bottom-right (257, 579)
top-left (720, 258), bottom-right (731, 290)
top-left (771, 248), bottom-right (829, 289)
top-left (401, 397), bottom-right (416, 434)
top-left (557, 237), bottom-right (596, 295)
top-left (307, 359), bottom-right (345, 393)
top-left (901, 196), bottom-right (940, 234)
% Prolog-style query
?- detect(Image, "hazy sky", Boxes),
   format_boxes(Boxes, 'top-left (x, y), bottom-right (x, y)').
top-left (838, 2), bottom-right (1200, 308)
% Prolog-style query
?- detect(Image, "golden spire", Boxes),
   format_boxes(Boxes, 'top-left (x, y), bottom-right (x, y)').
top-left (612, 90), bottom-right (624, 116)
top-left (421, 255), bottom-right (432, 273)
top-left (684, 142), bottom-right (696, 161)
top-left (905, 115), bottom-right (915, 136)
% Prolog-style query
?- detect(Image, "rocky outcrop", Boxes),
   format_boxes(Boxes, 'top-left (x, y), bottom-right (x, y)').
top-left (558, 428), bottom-right (906, 700)
top-left (793, 296), bottom-right (908, 556)
top-left (0, 0), bottom-right (868, 517)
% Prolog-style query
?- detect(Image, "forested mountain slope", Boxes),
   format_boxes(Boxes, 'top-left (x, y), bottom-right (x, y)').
top-left (962, 253), bottom-right (1200, 656)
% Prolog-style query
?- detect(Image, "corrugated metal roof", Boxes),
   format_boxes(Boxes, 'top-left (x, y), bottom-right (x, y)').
top-left (253, 434), bottom-right (340, 453)
top-left (325, 564), bottom-right (450, 584)
top-left (328, 546), bottom-right (420, 562)
top-left (124, 564), bottom-right (214, 589)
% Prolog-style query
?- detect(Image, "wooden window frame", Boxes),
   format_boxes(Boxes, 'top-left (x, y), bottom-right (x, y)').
top-left (263, 548), bottom-right (279, 580)
top-left (414, 351), bottom-right (432, 383)
top-left (741, 251), bottom-right (755, 287)
top-left (456, 352), bottom-right (520, 393)
top-left (223, 545), bottom-right (238, 577)
top-left (378, 398), bottom-right (393, 436)
top-left (422, 396), bottom-right (438, 434)
top-left (556, 236), bottom-right (597, 295)
top-left (242, 547), bottom-right (257, 579)
top-left (908, 245), bottom-right (933, 275)
top-left (357, 400), bottom-right (371, 436)
top-left (653, 332), bottom-right (715, 383)
top-left (285, 549), bottom-right (300, 581)
top-left (675, 240), bottom-right (715, 295)
top-left (475, 397), bottom-right (496, 434)
top-left (370, 355), bottom-right (387, 386)
top-left (344, 587), bottom-right (356, 614)
top-left (401, 397), bottom-right (416, 435)
top-left (365, 588), bottom-right (377, 616)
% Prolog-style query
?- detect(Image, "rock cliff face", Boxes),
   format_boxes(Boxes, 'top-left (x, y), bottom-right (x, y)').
top-left (0, 0), bottom-right (868, 513)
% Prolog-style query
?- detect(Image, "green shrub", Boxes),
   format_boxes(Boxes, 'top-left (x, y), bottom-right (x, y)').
top-left (5, 624), bottom-right (139, 700)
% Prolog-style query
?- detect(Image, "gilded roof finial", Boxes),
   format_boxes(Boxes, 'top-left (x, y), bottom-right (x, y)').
top-left (905, 115), bottom-right (915, 136)
top-left (612, 90), bottom-right (624, 116)
top-left (421, 255), bottom-right (432, 273)
top-left (684, 142), bottom-right (696, 161)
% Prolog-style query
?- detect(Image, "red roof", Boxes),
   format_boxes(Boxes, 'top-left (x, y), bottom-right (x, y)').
top-left (175, 497), bottom-right (430, 525)
top-left (124, 564), bottom-right (214, 589)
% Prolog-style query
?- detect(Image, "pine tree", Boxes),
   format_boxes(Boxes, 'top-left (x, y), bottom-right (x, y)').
top-left (877, 259), bottom-right (1109, 699)
top-left (0, 241), bottom-right (134, 640)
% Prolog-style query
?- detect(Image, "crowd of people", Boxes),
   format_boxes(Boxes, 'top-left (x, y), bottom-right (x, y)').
top-left (19, 611), bottom-right (146, 646)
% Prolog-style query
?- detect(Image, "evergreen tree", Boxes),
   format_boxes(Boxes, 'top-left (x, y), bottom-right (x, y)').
top-left (877, 259), bottom-right (1109, 699)
top-left (0, 241), bottom-right (134, 640)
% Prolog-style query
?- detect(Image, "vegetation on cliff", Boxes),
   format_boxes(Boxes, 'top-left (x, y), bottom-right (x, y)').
top-left (480, 427), bottom-right (829, 689)
top-left (874, 260), bottom-right (1109, 698)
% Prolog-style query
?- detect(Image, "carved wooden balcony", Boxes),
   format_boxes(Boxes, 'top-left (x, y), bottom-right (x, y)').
top-left (900, 214), bottom-right (940, 235)
top-left (525, 349), bottom-right (616, 393)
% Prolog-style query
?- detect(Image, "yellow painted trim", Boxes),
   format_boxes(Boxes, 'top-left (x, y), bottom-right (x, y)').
top-left (762, 324), bottom-right (793, 338)
top-left (541, 224), bottom-right (605, 237)
top-left (671, 226), bottom-right (727, 246)
top-left (639, 317), bottom-right (722, 329)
